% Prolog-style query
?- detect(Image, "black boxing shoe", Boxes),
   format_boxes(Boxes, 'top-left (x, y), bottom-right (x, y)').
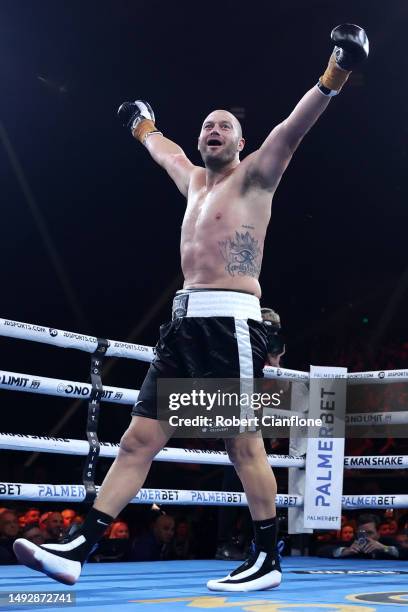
top-left (207, 550), bottom-right (282, 592)
top-left (13, 529), bottom-right (90, 585)
top-left (14, 507), bottom-right (113, 585)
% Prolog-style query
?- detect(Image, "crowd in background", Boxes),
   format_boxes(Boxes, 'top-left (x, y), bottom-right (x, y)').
top-left (0, 505), bottom-right (202, 564)
top-left (333, 339), bottom-right (408, 373)
top-left (2, 504), bottom-right (408, 565)
top-left (313, 511), bottom-right (408, 560)
top-left (2, 336), bottom-right (408, 565)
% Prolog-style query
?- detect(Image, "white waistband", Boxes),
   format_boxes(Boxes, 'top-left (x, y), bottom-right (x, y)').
top-left (175, 290), bottom-right (262, 321)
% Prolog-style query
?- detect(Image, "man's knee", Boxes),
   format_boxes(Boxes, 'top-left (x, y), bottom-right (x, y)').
top-left (225, 436), bottom-right (266, 468)
top-left (119, 419), bottom-right (162, 457)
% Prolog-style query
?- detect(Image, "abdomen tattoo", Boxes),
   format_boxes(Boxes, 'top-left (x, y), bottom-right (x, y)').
top-left (219, 231), bottom-right (261, 278)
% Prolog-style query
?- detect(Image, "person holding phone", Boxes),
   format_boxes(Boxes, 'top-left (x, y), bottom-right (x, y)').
top-left (317, 513), bottom-right (401, 559)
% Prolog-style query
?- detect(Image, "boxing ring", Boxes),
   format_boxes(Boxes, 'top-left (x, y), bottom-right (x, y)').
top-left (2, 557), bottom-right (408, 611)
top-left (1, 318), bottom-right (408, 611)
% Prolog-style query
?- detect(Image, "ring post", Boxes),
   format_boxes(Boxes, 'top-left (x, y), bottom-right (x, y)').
top-left (304, 365), bottom-right (347, 530)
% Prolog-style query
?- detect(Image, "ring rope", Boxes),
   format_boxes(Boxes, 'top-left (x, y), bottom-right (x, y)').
top-left (346, 411), bottom-right (408, 426)
top-left (0, 482), bottom-right (406, 508)
top-left (0, 318), bottom-right (154, 362)
top-left (0, 483), bottom-right (300, 507)
top-left (1, 434), bottom-right (407, 470)
top-left (1, 368), bottom-right (406, 426)
top-left (0, 318), bottom-right (307, 382)
top-left (2, 317), bottom-right (408, 383)
top-left (3, 319), bottom-right (408, 522)
top-left (0, 433), bottom-right (303, 467)
top-left (347, 370), bottom-right (408, 384)
top-left (0, 369), bottom-right (138, 404)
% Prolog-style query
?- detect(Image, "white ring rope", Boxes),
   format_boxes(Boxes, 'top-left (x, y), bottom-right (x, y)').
top-left (2, 317), bottom-right (408, 383)
top-left (1, 368), bottom-right (406, 427)
top-left (0, 482), bottom-right (406, 509)
top-left (0, 369), bottom-right (138, 404)
top-left (0, 318), bottom-right (154, 362)
top-left (346, 412), bottom-right (408, 426)
top-left (0, 433), bottom-right (304, 467)
top-left (0, 318), bottom-right (306, 382)
top-left (347, 370), bottom-right (408, 384)
top-left (0, 483), bottom-right (300, 507)
top-left (1, 434), bottom-right (408, 470)
top-left (2, 317), bottom-right (408, 513)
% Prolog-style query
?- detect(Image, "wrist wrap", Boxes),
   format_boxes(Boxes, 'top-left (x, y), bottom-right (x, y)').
top-left (320, 52), bottom-right (351, 93)
top-left (132, 119), bottom-right (162, 144)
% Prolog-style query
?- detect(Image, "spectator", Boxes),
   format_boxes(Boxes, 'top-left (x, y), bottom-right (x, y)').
top-left (39, 512), bottom-right (50, 531)
top-left (0, 510), bottom-right (19, 564)
top-left (395, 531), bottom-right (408, 559)
top-left (90, 520), bottom-right (130, 563)
top-left (109, 521), bottom-right (130, 539)
top-left (387, 519), bottom-right (398, 537)
top-left (378, 520), bottom-right (398, 539)
top-left (398, 514), bottom-right (408, 533)
top-left (24, 508), bottom-right (41, 527)
top-left (0, 510), bottom-right (19, 540)
top-left (172, 519), bottom-right (196, 560)
top-left (42, 512), bottom-right (64, 543)
top-left (317, 513), bottom-right (401, 559)
top-left (61, 509), bottom-right (77, 531)
top-left (395, 531), bottom-right (408, 550)
top-left (130, 514), bottom-right (175, 561)
top-left (339, 524), bottom-right (355, 544)
top-left (20, 523), bottom-right (45, 546)
top-left (18, 513), bottom-right (26, 530)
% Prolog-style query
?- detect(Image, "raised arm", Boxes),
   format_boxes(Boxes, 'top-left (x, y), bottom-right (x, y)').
top-left (118, 100), bottom-right (195, 197)
top-left (248, 24), bottom-right (369, 191)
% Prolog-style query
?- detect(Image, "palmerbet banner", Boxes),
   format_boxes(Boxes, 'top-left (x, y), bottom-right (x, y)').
top-left (304, 366), bottom-right (347, 530)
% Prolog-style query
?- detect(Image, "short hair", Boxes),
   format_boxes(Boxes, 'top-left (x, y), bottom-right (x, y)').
top-left (357, 513), bottom-right (380, 527)
top-left (341, 522), bottom-right (355, 530)
top-left (261, 307), bottom-right (281, 328)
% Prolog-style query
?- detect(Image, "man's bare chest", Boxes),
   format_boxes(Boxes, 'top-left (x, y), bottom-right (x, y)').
top-left (183, 185), bottom-right (241, 232)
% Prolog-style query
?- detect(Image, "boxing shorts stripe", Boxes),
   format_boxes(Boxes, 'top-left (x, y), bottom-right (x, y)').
top-left (132, 289), bottom-right (268, 433)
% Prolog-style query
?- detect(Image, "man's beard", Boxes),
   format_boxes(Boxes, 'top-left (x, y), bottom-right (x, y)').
top-left (201, 141), bottom-right (237, 170)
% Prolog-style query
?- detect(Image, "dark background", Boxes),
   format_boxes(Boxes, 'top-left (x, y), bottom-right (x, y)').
top-left (1, 1), bottom-right (407, 485)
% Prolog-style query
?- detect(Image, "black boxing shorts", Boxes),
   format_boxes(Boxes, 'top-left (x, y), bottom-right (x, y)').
top-left (131, 289), bottom-right (268, 433)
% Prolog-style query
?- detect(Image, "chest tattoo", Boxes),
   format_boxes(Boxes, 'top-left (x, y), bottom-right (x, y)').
top-left (218, 231), bottom-right (261, 278)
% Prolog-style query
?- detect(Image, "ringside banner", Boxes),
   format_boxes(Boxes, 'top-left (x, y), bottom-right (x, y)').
top-left (304, 366), bottom-right (347, 530)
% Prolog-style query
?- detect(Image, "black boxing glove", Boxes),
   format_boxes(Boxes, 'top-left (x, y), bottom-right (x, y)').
top-left (117, 100), bottom-right (162, 143)
top-left (318, 24), bottom-right (369, 96)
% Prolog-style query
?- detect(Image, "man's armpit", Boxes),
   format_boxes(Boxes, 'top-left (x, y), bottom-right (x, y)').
top-left (241, 158), bottom-right (277, 194)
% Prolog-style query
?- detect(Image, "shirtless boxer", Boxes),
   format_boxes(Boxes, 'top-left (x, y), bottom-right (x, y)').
top-left (14, 24), bottom-right (368, 591)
